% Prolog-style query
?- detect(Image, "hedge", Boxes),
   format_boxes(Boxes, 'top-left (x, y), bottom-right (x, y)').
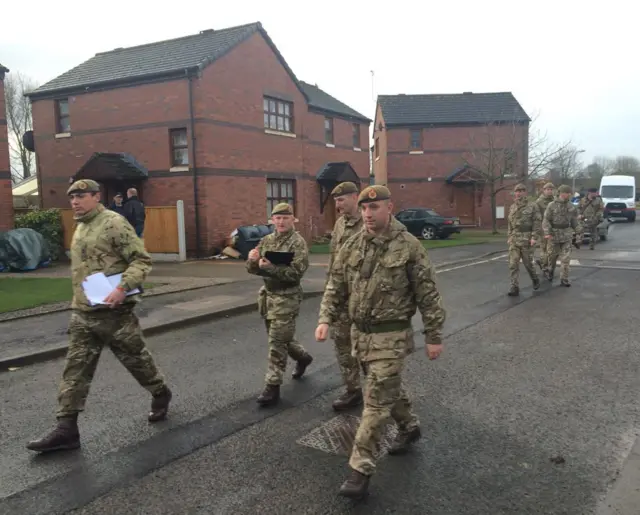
top-left (14, 208), bottom-right (65, 260)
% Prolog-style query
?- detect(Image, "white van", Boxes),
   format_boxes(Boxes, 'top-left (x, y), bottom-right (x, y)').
top-left (599, 175), bottom-right (636, 222)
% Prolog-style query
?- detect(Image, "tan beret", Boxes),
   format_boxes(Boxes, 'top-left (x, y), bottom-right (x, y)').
top-left (514, 183), bottom-right (527, 192)
top-left (358, 185), bottom-right (391, 205)
top-left (543, 182), bottom-right (555, 190)
top-left (271, 202), bottom-right (294, 216)
top-left (67, 179), bottom-right (101, 195)
top-left (330, 181), bottom-right (359, 198)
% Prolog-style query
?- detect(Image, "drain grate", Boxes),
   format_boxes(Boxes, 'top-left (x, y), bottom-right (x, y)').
top-left (297, 414), bottom-right (399, 459)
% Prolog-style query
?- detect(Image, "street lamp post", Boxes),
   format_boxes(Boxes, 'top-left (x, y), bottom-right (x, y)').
top-left (571, 149), bottom-right (586, 193)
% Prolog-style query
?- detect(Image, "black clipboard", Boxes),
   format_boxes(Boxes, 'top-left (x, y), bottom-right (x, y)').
top-left (265, 251), bottom-right (294, 266)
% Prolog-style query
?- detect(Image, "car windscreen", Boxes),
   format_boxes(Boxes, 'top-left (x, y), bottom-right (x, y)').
top-left (601, 185), bottom-right (634, 198)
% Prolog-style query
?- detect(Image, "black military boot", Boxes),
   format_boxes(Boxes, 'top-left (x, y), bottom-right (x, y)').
top-left (546, 268), bottom-right (555, 282)
top-left (332, 389), bottom-right (363, 411)
top-left (338, 469), bottom-right (370, 499)
top-left (388, 426), bottom-right (422, 455)
top-left (26, 415), bottom-right (80, 453)
top-left (532, 277), bottom-right (540, 290)
top-left (257, 384), bottom-right (280, 406)
top-left (560, 279), bottom-right (571, 287)
top-left (507, 286), bottom-right (519, 296)
top-left (149, 386), bottom-right (172, 422)
top-left (292, 354), bottom-right (313, 379)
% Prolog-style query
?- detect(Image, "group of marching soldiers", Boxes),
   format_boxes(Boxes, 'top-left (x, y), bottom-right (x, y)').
top-left (507, 182), bottom-right (604, 295)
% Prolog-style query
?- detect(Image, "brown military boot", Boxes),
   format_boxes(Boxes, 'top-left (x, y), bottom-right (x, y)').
top-left (26, 415), bottom-right (80, 453)
top-left (148, 386), bottom-right (172, 422)
top-left (388, 426), bottom-right (421, 455)
top-left (292, 354), bottom-right (313, 379)
top-left (332, 389), bottom-right (363, 411)
top-left (338, 469), bottom-right (370, 499)
top-left (257, 384), bottom-right (280, 406)
top-left (507, 286), bottom-right (519, 296)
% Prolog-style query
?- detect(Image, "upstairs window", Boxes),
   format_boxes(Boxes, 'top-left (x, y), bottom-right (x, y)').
top-left (410, 129), bottom-right (421, 149)
top-left (352, 123), bottom-right (361, 148)
top-left (325, 117), bottom-right (334, 144)
top-left (263, 97), bottom-right (293, 133)
top-left (170, 128), bottom-right (189, 166)
top-left (56, 99), bottom-right (70, 133)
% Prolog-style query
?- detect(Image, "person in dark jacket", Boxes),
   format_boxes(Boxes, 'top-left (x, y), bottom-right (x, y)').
top-left (109, 192), bottom-right (126, 216)
top-left (123, 188), bottom-right (146, 238)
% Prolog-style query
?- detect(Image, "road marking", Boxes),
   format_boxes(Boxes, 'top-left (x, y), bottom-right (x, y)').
top-left (437, 254), bottom-right (508, 274)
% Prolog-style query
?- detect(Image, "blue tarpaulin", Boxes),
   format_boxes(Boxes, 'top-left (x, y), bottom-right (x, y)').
top-left (0, 228), bottom-right (52, 272)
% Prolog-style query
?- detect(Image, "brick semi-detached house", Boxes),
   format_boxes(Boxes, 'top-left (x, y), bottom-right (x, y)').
top-left (26, 22), bottom-right (371, 255)
top-left (373, 92), bottom-right (530, 227)
top-left (0, 64), bottom-right (13, 231)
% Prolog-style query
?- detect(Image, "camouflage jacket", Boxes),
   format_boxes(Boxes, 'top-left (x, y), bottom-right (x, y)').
top-left (542, 199), bottom-right (582, 242)
top-left (327, 212), bottom-right (363, 278)
top-left (319, 216), bottom-right (446, 348)
top-left (578, 196), bottom-right (604, 223)
top-left (70, 204), bottom-right (152, 311)
top-left (536, 194), bottom-right (554, 218)
top-left (508, 198), bottom-right (542, 245)
top-left (247, 229), bottom-right (309, 319)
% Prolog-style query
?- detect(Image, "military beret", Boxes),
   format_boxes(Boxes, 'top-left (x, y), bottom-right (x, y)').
top-left (514, 183), bottom-right (527, 192)
top-left (330, 181), bottom-right (359, 198)
top-left (271, 202), bottom-right (294, 216)
top-left (358, 185), bottom-right (391, 205)
top-left (543, 182), bottom-right (555, 190)
top-left (557, 185), bottom-right (572, 194)
top-left (67, 179), bottom-right (101, 195)
top-left (588, 187), bottom-right (598, 193)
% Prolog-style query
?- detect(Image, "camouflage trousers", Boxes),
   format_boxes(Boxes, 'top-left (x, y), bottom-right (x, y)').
top-left (536, 238), bottom-right (551, 271)
top-left (331, 320), bottom-right (361, 392)
top-left (349, 358), bottom-right (419, 476)
top-left (264, 318), bottom-right (307, 385)
top-left (547, 240), bottom-right (572, 281)
top-left (57, 308), bottom-right (166, 418)
top-left (508, 244), bottom-right (538, 287)
top-left (580, 224), bottom-right (599, 248)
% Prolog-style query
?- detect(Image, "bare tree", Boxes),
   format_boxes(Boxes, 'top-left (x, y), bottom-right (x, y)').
top-left (462, 113), bottom-right (571, 233)
top-left (593, 156), bottom-right (615, 176)
top-left (613, 155), bottom-right (640, 175)
top-left (4, 72), bottom-right (38, 183)
top-left (546, 145), bottom-right (585, 186)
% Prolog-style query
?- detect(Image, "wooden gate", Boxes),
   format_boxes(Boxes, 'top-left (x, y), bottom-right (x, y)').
top-left (61, 206), bottom-right (179, 254)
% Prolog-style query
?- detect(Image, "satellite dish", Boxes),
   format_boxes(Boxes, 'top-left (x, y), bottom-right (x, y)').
top-left (22, 130), bottom-right (35, 152)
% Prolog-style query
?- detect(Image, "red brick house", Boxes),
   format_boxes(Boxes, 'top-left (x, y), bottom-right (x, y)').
top-left (26, 22), bottom-right (371, 256)
top-left (372, 92), bottom-right (530, 227)
top-left (0, 64), bottom-right (13, 231)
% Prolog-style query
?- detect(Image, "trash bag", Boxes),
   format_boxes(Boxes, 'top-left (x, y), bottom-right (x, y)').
top-left (234, 224), bottom-right (274, 260)
top-left (0, 228), bottom-right (52, 272)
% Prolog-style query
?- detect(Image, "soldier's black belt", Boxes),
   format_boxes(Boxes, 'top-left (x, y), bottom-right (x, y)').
top-left (353, 320), bottom-right (412, 334)
top-left (266, 284), bottom-right (300, 293)
top-left (552, 224), bottom-right (570, 229)
top-left (515, 225), bottom-right (533, 231)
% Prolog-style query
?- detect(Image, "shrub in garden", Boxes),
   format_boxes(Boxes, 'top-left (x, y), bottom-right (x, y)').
top-left (14, 208), bottom-right (65, 260)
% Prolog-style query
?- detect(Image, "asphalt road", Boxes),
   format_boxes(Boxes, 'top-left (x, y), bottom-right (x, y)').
top-left (2, 222), bottom-right (640, 514)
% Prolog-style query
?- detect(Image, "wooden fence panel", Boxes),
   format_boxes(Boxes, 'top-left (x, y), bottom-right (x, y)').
top-left (60, 206), bottom-right (179, 253)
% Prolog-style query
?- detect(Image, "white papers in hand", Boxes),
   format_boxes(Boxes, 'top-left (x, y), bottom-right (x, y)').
top-left (82, 272), bottom-right (141, 306)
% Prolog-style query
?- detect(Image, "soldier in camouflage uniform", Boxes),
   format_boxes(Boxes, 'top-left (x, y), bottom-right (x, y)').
top-left (247, 202), bottom-right (313, 407)
top-left (542, 184), bottom-right (582, 286)
top-left (326, 181), bottom-right (364, 411)
top-left (507, 183), bottom-right (541, 296)
top-left (578, 187), bottom-right (604, 250)
top-left (27, 180), bottom-right (172, 453)
top-left (316, 185), bottom-right (446, 499)
top-left (535, 182), bottom-right (555, 274)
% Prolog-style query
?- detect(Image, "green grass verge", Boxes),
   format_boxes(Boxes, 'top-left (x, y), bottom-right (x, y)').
top-left (0, 277), bottom-right (158, 314)
top-left (310, 230), bottom-right (506, 254)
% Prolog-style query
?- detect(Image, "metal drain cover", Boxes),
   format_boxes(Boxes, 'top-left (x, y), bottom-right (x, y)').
top-left (297, 414), bottom-right (399, 459)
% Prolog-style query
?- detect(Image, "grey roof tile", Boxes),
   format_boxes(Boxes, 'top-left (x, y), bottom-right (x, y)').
top-left (299, 81), bottom-right (370, 122)
top-left (29, 22), bottom-right (263, 96)
top-left (378, 92), bottom-right (530, 126)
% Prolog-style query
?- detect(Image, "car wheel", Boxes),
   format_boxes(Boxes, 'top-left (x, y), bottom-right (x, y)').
top-left (421, 225), bottom-right (436, 240)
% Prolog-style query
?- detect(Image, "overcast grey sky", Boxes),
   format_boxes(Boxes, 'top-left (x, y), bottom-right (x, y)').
top-left (2, 0), bottom-right (637, 165)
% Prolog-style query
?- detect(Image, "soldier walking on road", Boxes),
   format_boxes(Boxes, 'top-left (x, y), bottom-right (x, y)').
top-left (507, 183), bottom-right (541, 296)
top-left (535, 182), bottom-right (555, 274)
top-left (543, 184), bottom-right (582, 286)
top-left (578, 187), bottom-right (604, 250)
top-left (326, 181), bottom-right (364, 411)
top-left (27, 180), bottom-right (172, 454)
top-left (247, 203), bottom-right (314, 407)
top-left (315, 185), bottom-right (446, 499)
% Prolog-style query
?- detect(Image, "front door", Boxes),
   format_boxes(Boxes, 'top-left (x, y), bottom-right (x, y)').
top-left (454, 185), bottom-right (475, 223)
